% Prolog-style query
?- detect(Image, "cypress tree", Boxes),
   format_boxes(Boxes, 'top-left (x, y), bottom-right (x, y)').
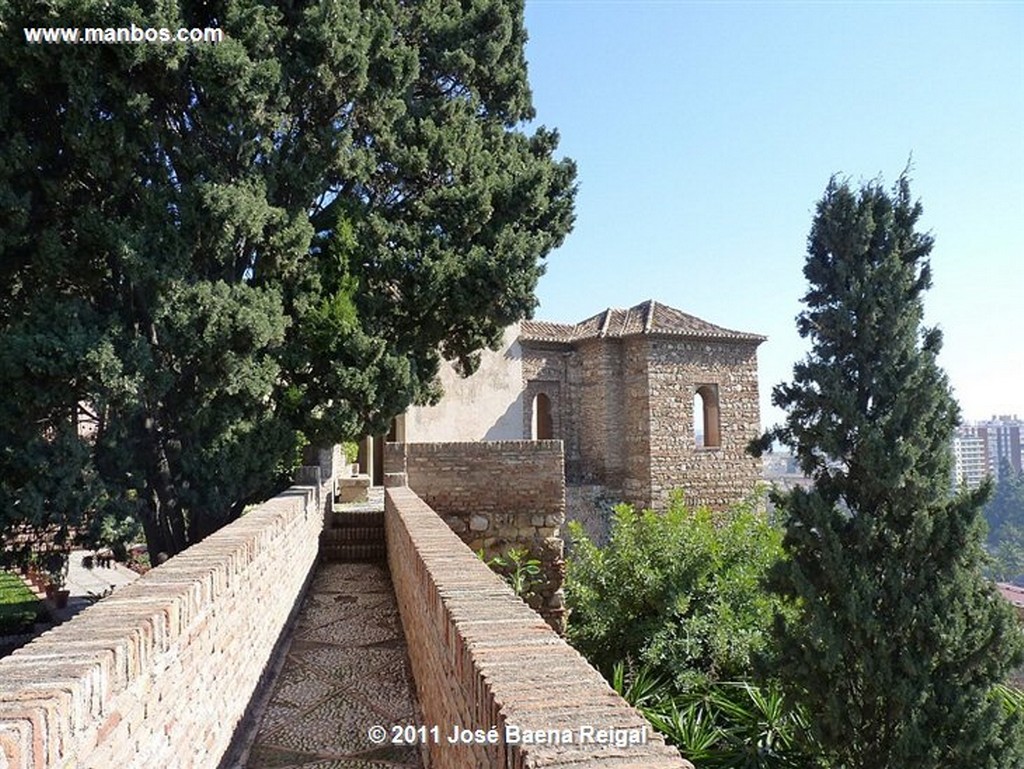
top-left (0, 1), bottom-right (575, 557)
top-left (752, 174), bottom-right (1024, 768)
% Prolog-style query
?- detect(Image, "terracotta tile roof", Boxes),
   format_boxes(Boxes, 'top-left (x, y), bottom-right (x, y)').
top-left (520, 300), bottom-right (765, 344)
top-left (998, 582), bottom-right (1024, 609)
top-left (519, 320), bottom-right (577, 343)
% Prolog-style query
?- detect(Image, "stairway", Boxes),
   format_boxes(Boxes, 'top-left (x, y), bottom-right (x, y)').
top-left (320, 490), bottom-right (386, 563)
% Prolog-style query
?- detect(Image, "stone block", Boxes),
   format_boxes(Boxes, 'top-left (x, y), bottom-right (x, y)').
top-left (337, 475), bottom-right (370, 503)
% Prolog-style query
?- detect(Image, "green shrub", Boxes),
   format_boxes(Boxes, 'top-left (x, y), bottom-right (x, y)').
top-left (479, 547), bottom-right (546, 603)
top-left (566, 491), bottom-right (789, 692)
top-left (341, 441), bottom-right (360, 464)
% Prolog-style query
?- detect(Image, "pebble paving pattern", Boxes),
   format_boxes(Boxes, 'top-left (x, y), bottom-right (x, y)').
top-left (244, 534), bottom-right (424, 767)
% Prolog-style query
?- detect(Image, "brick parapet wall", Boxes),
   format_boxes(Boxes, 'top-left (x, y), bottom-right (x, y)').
top-left (385, 485), bottom-right (692, 769)
top-left (0, 480), bottom-right (326, 768)
top-left (385, 441), bottom-right (567, 632)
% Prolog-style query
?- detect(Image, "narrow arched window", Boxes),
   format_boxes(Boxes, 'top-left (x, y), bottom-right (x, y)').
top-left (532, 393), bottom-right (554, 440)
top-left (694, 385), bottom-right (721, 449)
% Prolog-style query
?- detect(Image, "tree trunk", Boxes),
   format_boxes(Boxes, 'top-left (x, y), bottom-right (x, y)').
top-left (137, 409), bottom-right (188, 559)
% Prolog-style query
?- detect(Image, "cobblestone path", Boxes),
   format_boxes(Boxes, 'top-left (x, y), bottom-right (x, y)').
top-left (241, 556), bottom-right (424, 767)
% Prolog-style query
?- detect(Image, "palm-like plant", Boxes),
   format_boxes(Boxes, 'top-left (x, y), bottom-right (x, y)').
top-left (610, 661), bottom-right (821, 769)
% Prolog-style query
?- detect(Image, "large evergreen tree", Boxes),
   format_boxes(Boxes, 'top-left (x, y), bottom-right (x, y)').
top-left (0, 1), bottom-right (575, 557)
top-left (752, 174), bottom-right (1024, 768)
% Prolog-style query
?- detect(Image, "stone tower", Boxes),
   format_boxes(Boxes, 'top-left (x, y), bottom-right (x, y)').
top-left (520, 300), bottom-right (765, 511)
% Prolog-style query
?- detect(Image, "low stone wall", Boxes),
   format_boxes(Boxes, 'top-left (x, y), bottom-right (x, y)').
top-left (0, 479), bottom-right (326, 768)
top-left (384, 440), bottom-right (566, 631)
top-left (385, 484), bottom-right (692, 769)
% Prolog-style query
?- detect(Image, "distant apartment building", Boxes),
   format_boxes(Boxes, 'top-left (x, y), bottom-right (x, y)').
top-left (979, 415), bottom-right (1023, 480)
top-left (952, 415), bottom-right (1023, 488)
top-left (952, 427), bottom-right (988, 489)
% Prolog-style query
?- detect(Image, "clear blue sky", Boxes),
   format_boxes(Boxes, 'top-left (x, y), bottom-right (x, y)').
top-left (521, 1), bottom-right (1023, 428)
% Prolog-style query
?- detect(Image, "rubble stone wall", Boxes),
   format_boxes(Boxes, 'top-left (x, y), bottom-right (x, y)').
top-left (645, 339), bottom-right (763, 510)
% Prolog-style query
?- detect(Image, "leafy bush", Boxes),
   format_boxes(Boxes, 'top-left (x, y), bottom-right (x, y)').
top-left (566, 492), bottom-right (789, 691)
top-left (90, 511), bottom-right (144, 563)
top-left (341, 441), bottom-right (360, 464)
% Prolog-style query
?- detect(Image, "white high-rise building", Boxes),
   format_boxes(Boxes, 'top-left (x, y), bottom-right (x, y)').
top-left (952, 415), bottom-right (1023, 488)
top-left (952, 428), bottom-right (988, 489)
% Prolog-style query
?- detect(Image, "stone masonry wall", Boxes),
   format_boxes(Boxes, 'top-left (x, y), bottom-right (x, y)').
top-left (645, 338), bottom-right (762, 510)
top-left (385, 440), bottom-right (566, 632)
top-left (576, 339), bottom-right (625, 487)
top-left (621, 338), bottom-right (653, 508)
top-left (0, 475), bottom-right (328, 768)
top-left (385, 484), bottom-right (693, 769)
top-left (521, 342), bottom-right (582, 479)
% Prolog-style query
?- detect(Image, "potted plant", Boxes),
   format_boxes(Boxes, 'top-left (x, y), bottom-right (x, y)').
top-left (342, 441), bottom-right (360, 476)
top-left (44, 551), bottom-right (70, 608)
top-left (25, 554), bottom-right (47, 592)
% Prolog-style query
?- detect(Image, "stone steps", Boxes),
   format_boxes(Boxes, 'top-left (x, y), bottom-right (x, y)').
top-left (320, 508), bottom-right (386, 563)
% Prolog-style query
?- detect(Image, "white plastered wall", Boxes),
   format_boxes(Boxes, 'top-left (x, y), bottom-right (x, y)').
top-left (403, 324), bottom-right (525, 442)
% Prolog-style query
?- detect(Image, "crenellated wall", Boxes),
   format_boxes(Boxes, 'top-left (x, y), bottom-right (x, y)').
top-left (385, 483), bottom-right (693, 769)
top-left (384, 440), bottom-right (567, 631)
top-left (0, 468), bottom-right (331, 769)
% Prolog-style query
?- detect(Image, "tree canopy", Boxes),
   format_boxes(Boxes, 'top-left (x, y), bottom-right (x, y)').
top-left (752, 174), bottom-right (1024, 768)
top-left (0, 0), bottom-right (576, 558)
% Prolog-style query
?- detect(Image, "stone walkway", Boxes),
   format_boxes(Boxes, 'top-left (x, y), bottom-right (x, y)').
top-left (241, 560), bottom-right (424, 768)
top-left (58, 549), bottom-right (140, 621)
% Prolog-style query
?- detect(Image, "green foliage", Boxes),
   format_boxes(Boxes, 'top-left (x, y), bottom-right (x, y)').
top-left (984, 466), bottom-right (1024, 582)
top-left (611, 662), bottom-right (821, 769)
top-left (87, 510), bottom-right (145, 563)
top-left (566, 493), bottom-right (789, 692)
top-left (994, 684), bottom-right (1024, 716)
top-left (485, 547), bottom-right (545, 601)
top-left (0, 572), bottom-right (43, 636)
top-left (341, 441), bottom-right (360, 465)
top-left (0, 0), bottom-right (575, 557)
top-left (753, 173), bottom-right (1024, 768)
top-left (42, 551), bottom-right (68, 589)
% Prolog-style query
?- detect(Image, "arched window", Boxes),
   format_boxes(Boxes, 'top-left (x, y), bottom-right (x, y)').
top-left (694, 385), bottom-right (721, 449)
top-left (532, 393), bottom-right (554, 440)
